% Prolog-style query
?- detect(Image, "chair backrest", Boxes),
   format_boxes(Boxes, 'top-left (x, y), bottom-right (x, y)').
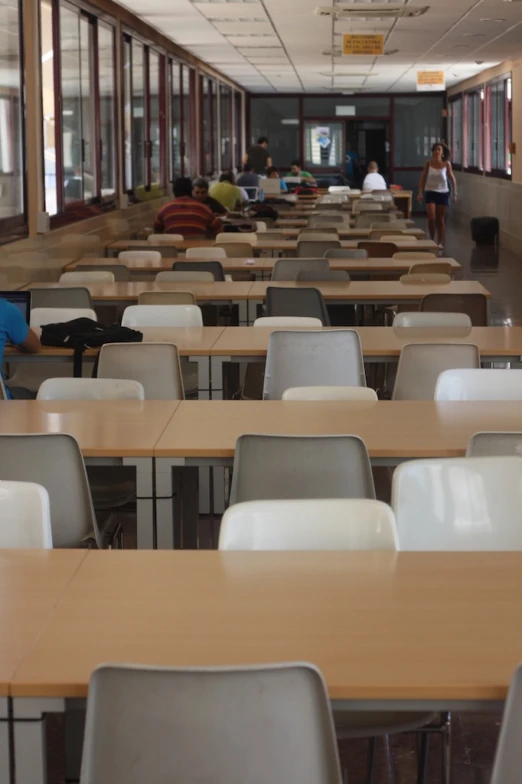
top-left (265, 286), bottom-right (330, 326)
top-left (282, 385), bottom-right (377, 401)
top-left (60, 271), bottom-right (115, 283)
top-left (297, 270), bottom-right (350, 282)
top-left (0, 434), bottom-right (98, 547)
top-left (392, 456), bottom-right (522, 550)
top-left (80, 662), bottom-right (342, 784)
top-left (219, 499), bottom-right (397, 550)
top-left (392, 343), bottom-right (480, 400)
top-left (314, 202), bottom-right (343, 211)
top-left (0, 480), bottom-right (53, 548)
top-left (399, 273), bottom-right (451, 284)
top-left (264, 329), bottom-right (366, 400)
top-left (467, 432), bottom-right (522, 457)
top-left (382, 221), bottom-right (408, 229)
top-left (138, 291), bottom-right (196, 305)
top-left (357, 203), bottom-right (384, 213)
top-left (174, 261), bottom-right (225, 281)
top-left (393, 252), bottom-right (437, 260)
top-left (355, 214), bottom-right (390, 227)
top-left (215, 232), bottom-right (257, 244)
top-left (97, 343), bottom-right (184, 400)
top-left (37, 378), bottom-right (145, 401)
top-left (308, 215), bottom-right (344, 226)
top-left (30, 307), bottom-right (97, 327)
top-left (121, 304), bottom-right (203, 328)
top-left (380, 235), bottom-right (417, 243)
top-left (393, 312), bottom-right (472, 328)
top-left (297, 240), bottom-right (341, 258)
top-left (214, 242), bottom-right (255, 258)
top-left (324, 248), bottom-right (368, 259)
top-left (256, 221), bottom-right (267, 232)
top-left (185, 247), bottom-right (226, 259)
top-left (358, 242), bottom-right (397, 258)
top-left (29, 287), bottom-right (93, 309)
top-left (490, 664), bottom-right (522, 784)
top-left (435, 369), bottom-right (522, 401)
top-left (409, 262), bottom-right (453, 275)
top-left (119, 250), bottom-right (162, 263)
top-left (147, 233), bottom-right (183, 243)
top-left (328, 186), bottom-right (350, 193)
top-left (298, 232), bottom-right (339, 242)
top-left (271, 259), bottom-right (330, 282)
top-left (369, 229), bottom-right (405, 240)
top-left (76, 265), bottom-right (131, 282)
top-left (230, 434), bottom-right (375, 505)
top-left (155, 270), bottom-right (214, 283)
top-left (0, 374), bottom-right (6, 400)
top-left (420, 293), bottom-right (488, 326)
top-left (254, 316), bottom-right (323, 328)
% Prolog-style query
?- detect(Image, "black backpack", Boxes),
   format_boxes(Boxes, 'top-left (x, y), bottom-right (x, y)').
top-left (40, 318), bottom-right (143, 377)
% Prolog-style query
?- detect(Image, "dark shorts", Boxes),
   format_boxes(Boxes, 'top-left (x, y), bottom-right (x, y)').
top-left (424, 190), bottom-right (450, 206)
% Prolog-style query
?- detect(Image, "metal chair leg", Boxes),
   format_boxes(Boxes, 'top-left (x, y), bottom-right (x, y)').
top-left (367, 736), bottom-right (377, 784)
top-left (441, 712), bottom-right (452, 784)
top-left (417, 733), bottom-right (430, 784)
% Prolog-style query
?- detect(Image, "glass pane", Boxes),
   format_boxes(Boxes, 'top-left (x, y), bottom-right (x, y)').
top-left (303, 96), bottom-right (390, 117)
top-left (131, 40), bottom-right (145, 188)
top-left (171, 60), bottom-right (182, 178)
top-left (304, 122), bottom-right (344, 168)
top-left (220, 85), bottom-right (232, 170)
top-left (489, 84), bottom-right (498, 170)
top-left (182, 67), bottom-right (192, 175)
top-left (250, 96), bottom-right (299, 168)
top-left (79, 16), bottom-right (95, 201)
top-left (41, 0), bottom-right (57, 215)
top-left (98, 23), bottom-right (116, 196)
top-left (201, 77), bottom-right (211, 175)
top-left (123, 39), bottom-right (132, 189)
top-left (453, 98), bottom-right (463, 165)
top-left (0, 0), bottom-right (23, 221)
top-left (60, 5), bottom-right (83, 205)
top-left (211, 80), bottom-right (218, 174)
top-left (394, 96), bottom-right (444, 167)
top-left (149, 50), bottom-right (161, 186)
top-left (496, 81), bottom-right (506, 172)
top-left (234, 91), bottom-right (242, 169)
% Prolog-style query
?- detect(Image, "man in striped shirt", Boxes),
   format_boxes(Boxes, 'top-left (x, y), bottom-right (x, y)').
top-left (154, 177), bottom-right (222, 237)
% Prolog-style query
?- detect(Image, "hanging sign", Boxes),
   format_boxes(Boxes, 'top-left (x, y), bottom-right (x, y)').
top-left (342, 34), bottom-right (384, 56)
top-left (417, 71), bottom-right (445, 91)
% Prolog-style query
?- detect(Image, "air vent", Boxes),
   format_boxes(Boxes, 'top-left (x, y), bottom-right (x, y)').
top-left (316, 4), bottom-right (429, 19)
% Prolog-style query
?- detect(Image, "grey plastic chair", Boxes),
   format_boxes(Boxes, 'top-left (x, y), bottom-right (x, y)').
top-left (392, 343), bottom-right (480, 400)
top-left (76, 264), bottom-right (130, 282)
top-left (297, 240), bottom-right (341, 258)
top-left (79, 663), bottom-right (342, 784)
top-left (324, 248), bottom-right (368, 259)
top-left (420, 293), bottom-right (488, 326)
top-left (0, 434), bottom-right (99, 547)
top-left (297, 270), bottom-right (350, 282)
top-left (138, 291), bottom-right (196, 305)
top-left (265, 286), bottom-right (330, 326)
top-left (467, 431), bottom-right (522, 457)
top-left (214, 242), bottom-right (254, 258)
top-left (308, 215), bottom-right (344, 226)
top-left (272, 259), bottom-right (330, 281)
top-left (490, 664), bottom-right (522, 784)
top-left (229, 434), bottom-right (375, 504)
top-left (299, 229), bottom-right (339, 238)
top-left (263, 329), bottom-right (366, 400)
top-left (29, 287), bottom-right (93, 309)
top-left (97, 343), bottom-right (184, 400)
top-left (174, 260), bottom-right (225, 281)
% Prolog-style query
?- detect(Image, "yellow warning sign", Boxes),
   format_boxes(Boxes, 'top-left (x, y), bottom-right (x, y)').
top-left (416, 71), bottom-right (445, 91)
top-left (342, 34), bottom-right (384, 56)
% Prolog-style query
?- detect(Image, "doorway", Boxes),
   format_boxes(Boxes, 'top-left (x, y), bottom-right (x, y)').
top-left (346, 120), bottom-right (390, 187)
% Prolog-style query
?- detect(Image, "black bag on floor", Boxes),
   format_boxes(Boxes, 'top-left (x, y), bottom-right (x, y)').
top-left (471, 216), bottom-right (499, 245)
top-left (40, 318), bottom-right (143, 377)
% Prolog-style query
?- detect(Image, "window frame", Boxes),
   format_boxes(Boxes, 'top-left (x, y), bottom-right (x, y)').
top-left (463, 89), bottom-right (483, 174)
top-left (169, 59), bottom-right (195, 180)
top-left (485, 74), bottom-right (512, 180)
top-left (448, 95), bottom-right (463, 170)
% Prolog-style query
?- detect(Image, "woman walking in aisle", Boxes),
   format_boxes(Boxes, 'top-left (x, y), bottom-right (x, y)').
top-left (417, 143), bottom-right (457, 249)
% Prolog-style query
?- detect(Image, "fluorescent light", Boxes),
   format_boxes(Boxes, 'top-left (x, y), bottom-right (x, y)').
top-left (281, 119), bottom-right (299, 125)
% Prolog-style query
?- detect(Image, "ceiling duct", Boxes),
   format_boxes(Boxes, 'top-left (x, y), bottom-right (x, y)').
top-left (315, 4), bottom-right (429, 19)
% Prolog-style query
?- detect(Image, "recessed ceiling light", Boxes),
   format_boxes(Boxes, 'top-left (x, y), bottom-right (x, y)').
top-left (316, 4), bottom-right (429, 19)
top-left (480, 17), bottom-right (506, 22)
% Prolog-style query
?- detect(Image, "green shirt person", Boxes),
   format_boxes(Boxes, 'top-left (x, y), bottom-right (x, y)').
top-left (286, 160), bottom-right (316, 185)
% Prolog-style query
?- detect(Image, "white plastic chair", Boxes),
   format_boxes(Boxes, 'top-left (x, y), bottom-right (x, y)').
top-left (400, 273), bottom-right (451, 284)
top-left (393, 312), bottom-right (472, 328)
top-left (393, 456), bottom-right (522, 551)
top-left (328, 186), bottom-right (350, 193)
top-left (59, 271), bottom-right (115, 283)
top-left (254, 317), bottom-right (322, 328)
top-left (155, 270), bottom-right (214, 283)
top-left (147, 234), bottom-right (183, 244)
top-left (467, 432), bottom-right (522, 457)
top-left (97, 343), bottom-right (184, 400)
top-left (256, 221), bottom-right (267, 232)
top-left (282, 386), bottom-right (378, 402)
top-left (392, 343), bottom-right (480, 400)
top-left (0, 481), bottom-right (53, 548)
top-left (37, 378), bottom-right (145, 401)
top-left (435, 369), bottom-right (522, 401)
top-left (30, 308), bottom-right (97, 327)
top-left (490, 663), bottom-right (522, 784)
top-left (185, 247), bottom-right (226, 259)
top-left (121, 304), bottom-right (203, 328)
top-left (215, 232), bottom-right (258, 244)
top-left (119, 251), bottom-right (162, 264)
top-left (219, 499), bottom-right (398, 551)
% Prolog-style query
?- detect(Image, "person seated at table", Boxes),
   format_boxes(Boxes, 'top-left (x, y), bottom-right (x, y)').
top-left (154, 177), bottom-right (222, 237)
top-left (0, 297), bottom-right (40, 399)
top-left (266, 166), bottom-right (288, 192)
top-left (237, 163), bottom-right (260, 190)
top-left (362, 161), bottom-right (387, 192)
top-left (210, 171), bottom-right (245, 212)
top-left (192, 177), bottom-right (227, 216)
top-left (286, 161), bottom-right (316, 186)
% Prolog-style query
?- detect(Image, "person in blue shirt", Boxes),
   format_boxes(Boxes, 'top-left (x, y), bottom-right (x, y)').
top-left (0, 298), bottom-right (40, 398)
top-left (266, 166), bottom-right (288, 191)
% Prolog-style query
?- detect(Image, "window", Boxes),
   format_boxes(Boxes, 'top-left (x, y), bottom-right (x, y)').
top-left (0, 0), bottom-right (25, 237)
top-left (40, 0), bottom-right (117, 218)
top-left (486, 76), bottom-right (512, 177)
top-left (181, 66), bottom-right (194, 176)
top-left (220, 84), bottom-right (232, 171)
top-left (464, 91), bottom-right (482, 170)
top-left (250, 96), bottom-right (300, 168)
top-left (170, 61), bottom-right (194, 179)
top-left (393, 96), bottom-right (444, 167)
top-left (234, 91), bottom-right (242, 169)
top-left (200, 75), bottom-right (212, 175)
top-left (449, 97), bottom-right (463, 166)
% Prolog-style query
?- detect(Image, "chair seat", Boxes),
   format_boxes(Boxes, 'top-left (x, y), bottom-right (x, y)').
top-left (334, 710), bottom-right (436, 739)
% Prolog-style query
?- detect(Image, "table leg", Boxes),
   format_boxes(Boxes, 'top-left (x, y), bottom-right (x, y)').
top-left (210, 356), bottom-right (228, 399)
top-left (12, 697), bottom-right (65, 784)
top-left (0, 698), bottom-right (9, 784)
top-left (189, 356), bottom-right (210, 400)
top-left (122, 457), bottom-right (154, 550)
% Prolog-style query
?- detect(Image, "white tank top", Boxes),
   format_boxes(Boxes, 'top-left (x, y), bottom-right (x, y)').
top-left (425, 164), bottom-right (449, 193)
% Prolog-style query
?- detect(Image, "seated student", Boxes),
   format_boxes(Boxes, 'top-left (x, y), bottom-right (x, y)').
top-left (286, 161), bottom-right (316, 186)
top-left (154, 177), bottom-right (222, 237)
top-left (266, 166), bottom-right (288, 192)
top-left (362, 161), bottom-right (387, 191)
top-left (0, 298), bottom-right (40, 399)
top-left (210, 172), bottom-right (244, 212)
top-left (237, 164), bottom-right (260, 189)
top-left (192, 177), bottom-right (227, 216)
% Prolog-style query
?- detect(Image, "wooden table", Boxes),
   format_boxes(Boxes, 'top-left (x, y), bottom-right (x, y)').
top-left (260, 227), bottom-right (425, 239)
top-left (64, 256), bottom-right (264, 274)
top-left (275, 218), bottom-right (416, 228)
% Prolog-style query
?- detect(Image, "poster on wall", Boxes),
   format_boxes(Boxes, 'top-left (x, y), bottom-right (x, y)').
top-left (417, 71), bottom-right (445, 91)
